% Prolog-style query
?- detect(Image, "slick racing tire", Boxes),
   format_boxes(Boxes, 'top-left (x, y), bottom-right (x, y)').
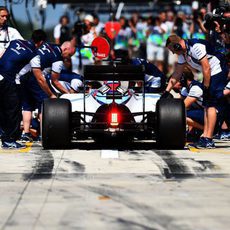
top-left (42, 98), bottom-right (71, 149)
top-left (156, 98), bottom-right (186, 149)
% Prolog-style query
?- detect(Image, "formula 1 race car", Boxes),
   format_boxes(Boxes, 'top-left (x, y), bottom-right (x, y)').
top-left (41, 64), bottom-right (186, 150)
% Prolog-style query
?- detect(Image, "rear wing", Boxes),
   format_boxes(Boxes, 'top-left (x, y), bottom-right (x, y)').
top-left (82, 64), bottom-right (146, 124)
top-left (84, 65), bottom-right (145, 81)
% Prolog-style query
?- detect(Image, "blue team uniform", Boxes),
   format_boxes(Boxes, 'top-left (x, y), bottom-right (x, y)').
top-left (131, 58), bottom-right (166, 93)
top-left (178, 39), bottom-right (228, 107)
top-left (46, 69), bottom-right (83, 84)
top-left (0, 40), bottom-right (37, 82)
top-left (0, 39), bottom-right (38, 142)
top-left (20, 42), bottom-right (62, 112)
top-left (21, 42), bottom-right (82, 112)
top-left (181, 79), bottom-right (228, 133)
top-left (38, 43), bottom-right (62, 69)
top-left (181, 80), bottom-right (204, 125)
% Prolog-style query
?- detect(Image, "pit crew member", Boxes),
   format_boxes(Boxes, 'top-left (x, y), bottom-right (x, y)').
top-left (20, 39), bottom-right (79, 142)
top-left (179, 68), bottom-right (204, 141)
top-left (0, 29), bottom-right (55, 149)
top-left (162, 34), bottom-right (228, 148)
top-left (131, 58), bottom-right (166, 93)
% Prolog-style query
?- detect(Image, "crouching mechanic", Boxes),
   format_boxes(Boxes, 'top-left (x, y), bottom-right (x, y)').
top-left (162, 34), bottom-right (228, 148)
top-left (0, 30), bottom-right (56, 149)
top-left (46, 69), bottom-right (83, 95)
top-left (20, 37), bottom-right (78, 142)
top-left (114, 49), bottom-right (166, 92)
top-left (179, 68), bottom-right (204, 141)
top-left (131, 58), bottom-right (166, 93)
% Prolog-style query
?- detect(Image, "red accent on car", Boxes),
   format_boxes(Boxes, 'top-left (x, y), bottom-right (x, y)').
top-left (109, 109), bottom-right (120, 127)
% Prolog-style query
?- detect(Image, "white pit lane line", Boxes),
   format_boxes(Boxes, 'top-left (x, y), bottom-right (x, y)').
top-left (101, 149), bottom-right (119, 159)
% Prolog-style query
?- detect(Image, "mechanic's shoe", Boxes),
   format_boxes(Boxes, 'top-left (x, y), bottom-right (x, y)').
top-left (187, 136), bottom-right (205, 148)
top-left (219, 131), bottom-right (230, 140)
top-left (195, 136), bottom-right (206, 146)
top-left (20, 133), bottom-right (33, 143)
top-left (2, 141), bottom-right (26, 149)
top-left (186, 129), bottom-right (202, 142)
top-left (204, 138), bottom-right (215, 149)
top-left (34, 135), bottom-right (41, 142)
top-left (213, 133), bottom-right (221, 140)
top-left (196, 138), bottom-right (215, 149)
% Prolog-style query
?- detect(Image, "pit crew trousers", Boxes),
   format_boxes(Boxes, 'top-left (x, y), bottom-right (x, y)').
top-left (0, 78), bottom-right (22, 142)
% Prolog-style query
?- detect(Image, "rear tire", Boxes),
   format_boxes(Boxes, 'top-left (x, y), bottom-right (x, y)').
top-left (156, 98), bottom-right (186, 149)
top-left (42, 98), bottom-right (71, 149)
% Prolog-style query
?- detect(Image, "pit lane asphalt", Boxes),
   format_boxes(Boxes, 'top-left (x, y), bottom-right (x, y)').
top-left (0, 139), bottom-right (229, 230)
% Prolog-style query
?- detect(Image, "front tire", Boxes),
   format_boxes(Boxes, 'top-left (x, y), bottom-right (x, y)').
top-left (42, 98), bottom-right (71, 149)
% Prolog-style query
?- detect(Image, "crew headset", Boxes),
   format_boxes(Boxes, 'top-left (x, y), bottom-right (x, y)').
top-left (167, 37), bottom-right (203, 65)
top-left (166, 35), bottom-right (183, 52)
top-left (172, 43), bottom-right (182, 51)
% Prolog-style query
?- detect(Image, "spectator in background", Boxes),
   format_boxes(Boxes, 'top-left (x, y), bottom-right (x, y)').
top-left (113, 16), bottom-right (132, 59)
top-left (172, 11), bottom-right (190, 39)
top-left (53, 15), bottom-right (70, 45)
top-left (81, 14), bottom-right (97, 44)
top-left (137, 16), bottom-right (148, 59)
top-left (190, 7), bottom-right (207, 39)
top-left (128, 12), bottom-right (148, 59)
top-left (71, 14), bottom-right (96, 74)
top-left (0, 6), bottom-right (23, 57)
top-left (93, 14), bottom-right (105, 36)
top-left (54, 15), bottom-right (72, 71)
top-left (146, 12), bottom-right (168, 72)
top-left (128, 12), bottom-right (141, 58)
top-left (204, 11), bottom-right (230, 61)
top-left (165, 10), bottom-right (177, 76)
top-left (165, 10), bottom-right (175, 34)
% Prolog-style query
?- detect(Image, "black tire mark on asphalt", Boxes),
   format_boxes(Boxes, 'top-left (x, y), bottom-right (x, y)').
top-left (72, 141), bottom-right (221, 179)
top-left (116, 217), bottom-right (158, 230)
top-left (196, 160), bottom-right (216, 171)
top-left (85, 185), bottom-right (183, 230)
top-left (32, 150), bottom-right (65, 229)
top-left (125, 148), bottom-right (193, 179)
top-left (23, 150), bottom-right (54, 180)
top-left (2, 149), bottom-right (54, 230)
top-left (154, 150), bottom-right (193, 179)
top-left (154, 151), bottom-right (221, 179)
top-left (64, 160), bottom-right (85, 173)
